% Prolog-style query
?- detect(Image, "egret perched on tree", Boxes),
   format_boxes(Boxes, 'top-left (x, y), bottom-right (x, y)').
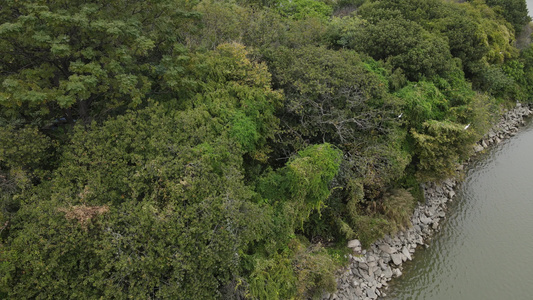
top-left (464, 123), bottom-right (471, 130)
top-left (398, 113), bottom-right (403, 119)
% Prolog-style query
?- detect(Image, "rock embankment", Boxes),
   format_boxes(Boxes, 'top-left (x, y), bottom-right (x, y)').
top-left (323, 103), bottom-right (532, 300)
top-left (474, 103), bottom-right (532, 153)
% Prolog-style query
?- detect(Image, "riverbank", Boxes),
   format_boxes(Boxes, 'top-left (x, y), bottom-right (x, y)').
top-left (323, 103), bottom-right (533, 300)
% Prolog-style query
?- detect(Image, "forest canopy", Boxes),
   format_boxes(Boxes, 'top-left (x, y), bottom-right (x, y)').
top-left (1, 0), bottom-right (532, 299)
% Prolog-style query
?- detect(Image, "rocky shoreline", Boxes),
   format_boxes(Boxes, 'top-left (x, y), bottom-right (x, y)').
top-left (323, 103), bottom-right (533, 300)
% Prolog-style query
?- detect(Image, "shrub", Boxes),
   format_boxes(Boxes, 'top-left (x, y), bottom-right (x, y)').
top-left (276, 0), bottom-right (333, 21)
top-left (396, 81), bottom-right (450, 130)
top-left (411, 120), bottom-right (476, 181)
top-left (248, 237), bottom-right (338, 300)
top-left (373, 188), bottom-right (416, 233)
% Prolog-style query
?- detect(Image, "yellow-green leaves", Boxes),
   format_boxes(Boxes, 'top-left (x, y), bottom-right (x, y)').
top-left (396, 81), bottom-right (450, 129)
top-left (411, 120), bottom-right (476, 181)
top-left (276, 0), bottom-right (333, 21)
top-left (287, 144), bottom-right (342, 211)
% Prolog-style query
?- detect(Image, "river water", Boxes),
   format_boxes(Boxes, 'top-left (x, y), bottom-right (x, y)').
top-left (383, 118), bottom-right (533, 300)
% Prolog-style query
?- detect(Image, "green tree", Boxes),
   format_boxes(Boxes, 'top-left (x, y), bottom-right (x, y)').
top-left (395, 81), bottom-right (450, 130)
top-left (187, 43), bottom-right (283, 160)
top-left (268, 46), bottom-right (397, 149)
top-left (252, 143), bottom-right (342, 299)
top-left (0, 0), bottom-right (199, 125)
top-left (463, 0), bottom-right (517, 64)
top-left (355, 0), bottom-right (519, 78)
top-left (184, 0), bottom-right (250, 50)
top-left (432, 11), bottom-right (490, 76)
top-left (518, 43), bottom-right (533, 101)
top-left (1, 104), bottom-right (271, 299)
top-left (357, 0), bottom-right (447, 25)
top-left (482, 0), bottom-right (531, 34)
top-left (335, 16), bottom-right (453, 80)
top-left (276, 0), bottom-right (333, 21)
top-left (0, 41), bottom-right (285, 298)
top-left (411, 120), bottom-right (476, 181)
top-left (0, 124), bottom-right (52, 223)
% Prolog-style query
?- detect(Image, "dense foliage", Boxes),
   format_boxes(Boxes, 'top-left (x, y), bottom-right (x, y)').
top-left (1, 0), bottom-right (531, 298)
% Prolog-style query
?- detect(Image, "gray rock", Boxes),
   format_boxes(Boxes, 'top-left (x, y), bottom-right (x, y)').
top-left (348, 239), bottom-right (362, 249)
top-left (339, 291), bottom-right (348, 300)
top-left (361, 270), bottom-right (372, 282)
top-left (443, 178), bottom-right (455, 187)
top-left (378, 259), bottom-right (387, 270)
top-left (402, 247), bottom-right (412, 261)
top-left (378, 244), bottom-right (396, 255)
top-left (380, 253), bottom-right (391, 264)
top-left (355, 287), bottom-right (363, 298)
top-left (368, 261), bottom-right (377, 269)
top-left (352, 255), bottom-right (365, 263)
top-left (383, 235), bottom-right (392, 244)
top-left (391, 253), bottom-right (402, 265)
top-left (366, 288), bottom-right (377, 299)
top-left (448, 190), bottom-right (455, 198)
top-left (383, 266), bottom-right (393, 279)
top-left (432, 220), bottom-right (440, 230)
top-left (392, 268), bottom-right (403, 277)
top-left (424, 208), bottom-right (434, 217)
top-left (351, 267), bottom-right (361, 278)
top-left (420, 216), bottom-right (432, 225)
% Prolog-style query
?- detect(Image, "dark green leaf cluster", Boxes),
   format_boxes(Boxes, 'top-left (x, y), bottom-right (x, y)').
top-left (0, 0), bottom-right (199, 124)
top-left (481, 0), bottom-right (532, 34)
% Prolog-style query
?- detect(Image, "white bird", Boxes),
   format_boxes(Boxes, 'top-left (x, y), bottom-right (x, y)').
top-left (464, 123), bottom-right (471, 130)
top-left (397, 113), bottom-right (403, 119)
